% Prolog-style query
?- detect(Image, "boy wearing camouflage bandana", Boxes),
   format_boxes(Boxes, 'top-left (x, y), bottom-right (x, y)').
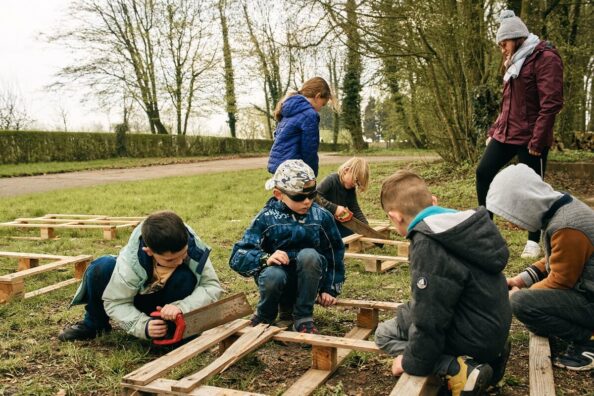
top-left (229, 160), bottom-right (345, 333)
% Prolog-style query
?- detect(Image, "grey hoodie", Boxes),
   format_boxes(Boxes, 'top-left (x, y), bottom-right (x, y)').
top-left (400, 207), bottom-right (512, 376)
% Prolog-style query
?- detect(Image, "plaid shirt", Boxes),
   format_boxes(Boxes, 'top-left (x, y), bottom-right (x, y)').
top-left (229, 197), bottom-right (345, 296)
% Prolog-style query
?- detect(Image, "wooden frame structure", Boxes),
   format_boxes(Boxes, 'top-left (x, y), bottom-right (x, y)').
top-left (0, 252), bottom-right (92, 304)
top-left (0, 214), bottom-right (145, 240)
top-left (529, 333), bottom-right (555, 396)
top-left (121, 299), bottom-right (440, 396)
top-left (342, 223), bottom-right (410, 273)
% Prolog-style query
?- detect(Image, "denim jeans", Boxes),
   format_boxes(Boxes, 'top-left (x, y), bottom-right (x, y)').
top-left (374, 303), bottom-right (454, 376)
top-left (255, 248), bottom-right (324, 325)
top-left (511, 288), bottom-right (594, 343)
top-left (82, 255), bottom-right (196, 330)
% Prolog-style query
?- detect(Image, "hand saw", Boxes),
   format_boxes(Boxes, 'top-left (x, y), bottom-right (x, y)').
top-left (150, 292), bottom-right (253, 346)
top-left (336, 209), bottom-right (388, 239)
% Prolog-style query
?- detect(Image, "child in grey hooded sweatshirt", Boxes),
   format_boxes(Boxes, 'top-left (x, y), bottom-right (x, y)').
top-left (486, 163), bottom-right (594, 371)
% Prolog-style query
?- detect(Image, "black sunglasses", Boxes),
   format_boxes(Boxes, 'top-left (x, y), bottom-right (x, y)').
top-left (282, 190), bottom-right (317, 202)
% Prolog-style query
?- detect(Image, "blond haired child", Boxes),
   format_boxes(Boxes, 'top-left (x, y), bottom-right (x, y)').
top-left (317, 157), bottom-right (370, 237)
top-left (375, 170), bottom-right (511, 396)
top-left (267, 77), bottom-right (337, 176)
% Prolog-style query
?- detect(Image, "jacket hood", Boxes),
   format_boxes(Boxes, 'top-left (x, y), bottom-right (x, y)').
top-left (281, 95), bottom-right (314, 118)
top-left (411, 207), bottom-right (509, 273)
top-left (486, 164), bottom-right (563, 232)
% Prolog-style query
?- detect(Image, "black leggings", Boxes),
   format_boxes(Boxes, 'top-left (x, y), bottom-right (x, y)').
top-left (476, 139), bottom-right (549, 242)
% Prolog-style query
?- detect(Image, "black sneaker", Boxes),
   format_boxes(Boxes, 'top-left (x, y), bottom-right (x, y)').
top-left (446, 356), bottom-right (493, 396)
top-left (292, 321), bottom-right (318, 334)
top-left (489, 339), bottom-right (511, 387)
top-left (554, 341), bottom-right (594, 371)
top-left (58, 321), bottom-right (108, 341)
top-left (249, 315), bottom-right (265, 327)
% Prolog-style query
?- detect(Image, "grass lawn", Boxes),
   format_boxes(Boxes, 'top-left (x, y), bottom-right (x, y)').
top-left (0, 160), bottom-right (592, 395)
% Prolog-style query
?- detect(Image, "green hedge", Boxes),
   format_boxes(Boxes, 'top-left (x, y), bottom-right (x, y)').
top-left (0, 131), bottom-right (347, 164)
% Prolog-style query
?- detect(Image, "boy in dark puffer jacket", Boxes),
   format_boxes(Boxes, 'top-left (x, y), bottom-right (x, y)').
top-left (230, 160), bottom-right (345, 334)
top-left (375, 170), bottom-right (512, 396)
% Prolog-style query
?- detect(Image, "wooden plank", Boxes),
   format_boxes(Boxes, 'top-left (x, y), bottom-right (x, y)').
top-left (335, 299), bottom-right (402, 311)
top-left (0, 255), bottom-right (92, 282)
top-left (17, 257), bottom-right (39, 271)
top-left (380, 260), bottom-right (402, 272)
top-left (345, 252), bottom-right (408, 263)
top-left (390, 374), bottom-right (441, 396)
top-left (123, 319), bottom-right (250, 386)
top-left (23, 278), bottom-right (80, 299)
top-left (40, 227), bottom-right (55, 239)
top-left (103, 227), bottom-right (117, 240)
top-left (358, 237), bottom-right (408, 247)
top-left (282, 326), bottom-right (374, 396)
top-left (12, 218), bottom-right (141, 225)
top-left (0, 280), bottom-right (24, 303)
top-left (529, 333), bottom-right (556, 396)
top-left (172, 324), bottom-right (283, 393)
top-left (364, 258), bottom-right (382, 273)
top-left (342, 234), bottom-right (363, 245)
top-left (43, 213), bottom-right (145, 220)
top-left (312, 346), bottom-right (337, 370)
top-left (122, 378), bottom-right (266, 396)
top-left (0, 252), bottom-right (70, 260)
top-left (181, 293), bottom-right (253, 337)
top-left (357, 308), bottom-right (379, 329)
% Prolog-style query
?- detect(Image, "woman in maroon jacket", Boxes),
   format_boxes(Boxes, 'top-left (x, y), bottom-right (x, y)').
top-left (476, 10), bottom-right (563, 259)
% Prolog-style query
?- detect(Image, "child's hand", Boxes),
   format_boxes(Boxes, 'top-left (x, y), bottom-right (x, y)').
top-left (391, 355), bottom-right (404, 376)
top-left (506, 275), bottom-right (526, 290)
top-left (157, 304), bottom-right (182, 321)
top-left (316, 292), bottom-right (336, 307)
top-left (334, 205), bottom-right (348, 218)
top-left (147, 319), bottom-right (168, 338)
top-left (509, 286), bottom-right (520, 297)
top-left (268, 250), bottom-right (289, 266)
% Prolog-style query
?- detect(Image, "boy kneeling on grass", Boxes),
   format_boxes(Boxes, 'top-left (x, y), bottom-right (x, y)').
top-left (229, 159), bottom-right (345, 333)
top-left (59, 210), bottom-right (223, 342)
top-left (375, 170), bottom-right (512, 396)
top-left (487, 164), bottom-right (594, 371)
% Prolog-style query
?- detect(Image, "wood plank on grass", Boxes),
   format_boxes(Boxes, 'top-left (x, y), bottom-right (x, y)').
top-left (122, 378), bottom-right (266, 396)
top-left (122, 319), bottom-right (250, 386)
top-left (529, 333), bottom-right (555, 396)
top-left (345, 252), bottom-right (408, 263)
top-left (335, 299), bottom-right (402, 311)
top-left (390, 374), bottom-right (441, 396)
top-left (282, 326), bottom-right (374, 396)
top-left (172, 324), bottom-right (283, 393)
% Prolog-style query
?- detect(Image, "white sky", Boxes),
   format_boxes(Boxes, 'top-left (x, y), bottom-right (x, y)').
top-left (0, 0), bottom-right (230, 133)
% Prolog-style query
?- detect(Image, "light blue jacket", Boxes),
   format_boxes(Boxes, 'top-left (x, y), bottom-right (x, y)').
top-left (70, 223), bottom-right (222, 339)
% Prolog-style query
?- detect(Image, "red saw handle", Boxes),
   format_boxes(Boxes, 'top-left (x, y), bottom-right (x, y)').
top-left (335, 208), bottom-right (353, 222)
top-left (150, 311), bottom-right (186, 346)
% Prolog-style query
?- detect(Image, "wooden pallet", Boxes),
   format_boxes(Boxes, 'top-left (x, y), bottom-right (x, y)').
top-left (529, 333), bottom-right (555, 396)
top-left (121, 298), bottom-right (439, 396)
top-left (342, 224), bottom-right (409, 273)
top-left (0, 252), bottom-right (92, 304)
top-left (0, 213), bottom-right (145, 240)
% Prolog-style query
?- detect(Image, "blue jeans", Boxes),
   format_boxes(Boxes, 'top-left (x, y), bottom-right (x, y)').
top-left (82, 255), bottom-right (197, 330)
top-left (511, 288), bottom-right (594, 343)
top-left (255, 248), bottom-right (324, 325)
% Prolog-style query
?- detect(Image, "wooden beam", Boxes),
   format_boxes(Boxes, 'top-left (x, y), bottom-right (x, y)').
top-left (103, 227), bottom-right (117, 240)
top-left (0, 255), bottom-right (92, 282)
top-left (0, 252), bottom-right (70, 260)
top-left (390, 374), bottom-right (441, 396)
top-left (335, 299), bottom-right (402, 311)
top-left (122, 378), bottom-right (266, 395)
top-left (122, 319), bottom-right (250, 386)
top-left (312, 346), bottom-right (337, 370)
top-left (282, 326), bottom-right (374, 396)
top-left (0, 280), bottom-right (24, 303)
top-left (172, 324), bottom-right (283, 393)
top-left (40, 227), bottom-right (55, 239)
top-left (24, 278), bottom-right (80, 299)
top-left (529, 333), bottom-right (555, 396)
top-left (357, 308), bottom-right (379, 329)
top-left (345, 252), bottom-right (408, 263)
top-left (17, 257), bottom-right (39, 271)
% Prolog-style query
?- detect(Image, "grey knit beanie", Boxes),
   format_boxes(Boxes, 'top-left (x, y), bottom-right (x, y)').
top-left (496, 10), bottom-right (529, 43)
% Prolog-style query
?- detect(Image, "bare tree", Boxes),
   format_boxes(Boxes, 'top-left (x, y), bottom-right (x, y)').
top-left (55, 102), bottom-right (69, 132)
top-left (0, 84), bottom-right (32, 131)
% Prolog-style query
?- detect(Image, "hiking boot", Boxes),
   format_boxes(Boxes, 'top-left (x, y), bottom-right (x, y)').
top-left (554, 340), bottom-right (594, 371)
top-left (521, 240), bottom-right (541, 259)
top-left (446, 356), bottom-right (493, 396)
top-left (58, 321), bottom-right (109, 342)
top-left (489, 339), bottom-right (511, 387)
top-left (292, 321), bottom-right (319, 334)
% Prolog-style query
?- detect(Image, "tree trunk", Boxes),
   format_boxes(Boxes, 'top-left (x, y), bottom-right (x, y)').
top-left (218, 0), bottom-right (238, 138)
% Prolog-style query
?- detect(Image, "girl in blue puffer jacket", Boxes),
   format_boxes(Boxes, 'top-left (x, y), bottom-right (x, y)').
top-left (267, 77), bottom-right (336, 176)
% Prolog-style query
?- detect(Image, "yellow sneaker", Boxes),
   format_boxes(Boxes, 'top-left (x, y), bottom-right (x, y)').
top-left (446, 356), bottom-right (493, 396)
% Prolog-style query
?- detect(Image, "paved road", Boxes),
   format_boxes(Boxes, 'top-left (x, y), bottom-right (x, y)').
top-left (0, 153), bottom-right (438, 198)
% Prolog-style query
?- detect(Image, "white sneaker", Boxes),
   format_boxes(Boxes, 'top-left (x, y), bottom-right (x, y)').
top-left (521, 240), bottom-right (542, 259)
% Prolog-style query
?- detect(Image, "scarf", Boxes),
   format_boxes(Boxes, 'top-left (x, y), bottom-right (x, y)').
top-left (503, 33), bottom-right (539, 82)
